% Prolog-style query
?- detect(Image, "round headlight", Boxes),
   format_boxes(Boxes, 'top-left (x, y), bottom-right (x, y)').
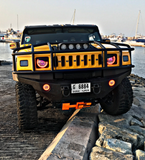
top-left (76, 44), bottom-right (81, 50)
top-left (83, 43), bottom-right (89, 49)
top-left (68, 44), bottom-right (74, 50)
top-left (61, 44), bottom-right (67, 50)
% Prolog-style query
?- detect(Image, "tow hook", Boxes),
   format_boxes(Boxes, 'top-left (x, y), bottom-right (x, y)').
top-left (61, 86), bottom-right (70, 97)
top-left (92, 84), bottom-right (101, 94)
top-left (62, 102), bottom-right (92, 110)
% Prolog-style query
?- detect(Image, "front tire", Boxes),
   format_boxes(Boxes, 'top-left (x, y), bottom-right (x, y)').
top-left (100, 78), bottom-right (133, 115)
top-left (16, 82), bottom-right (38, 130)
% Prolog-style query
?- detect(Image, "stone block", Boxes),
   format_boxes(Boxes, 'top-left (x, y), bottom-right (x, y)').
top-left (79, 104), bottom-right (101, 114)
top-left (90, 146), bottom-right (133, 160)
top-left (98, 104), bottom-right (145, 130)
top-left (141, 120), bottom-right (145, 127)
top-left (132, 87), bottom-right (145, 97)
top-left (40, 111), bottom-right (98, 160)
top-left (96, 122), bottom-right (144, 149)
top-left (129, 126), bottom-right (145, 138)
top-left (128, 104), bottom-right (145, 122)
top-left (98, 111), bottom-right (132, 126)
top-left (103, 139), bottom-right (132, 154)
top-left (130, 118), bottom-right (144, 127)
top-left (135, 149), bottom-right (145, 160)
top-left (133, 97), bottom-right (141, 106)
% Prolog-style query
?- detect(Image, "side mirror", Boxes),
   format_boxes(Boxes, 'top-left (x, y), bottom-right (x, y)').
top-left (10, 42), bottom-right (20, 50)
top-left (103, 39), bottom-right (111, 43)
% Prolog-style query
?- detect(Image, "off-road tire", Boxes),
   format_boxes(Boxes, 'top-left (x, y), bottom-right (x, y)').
top-left (100, 78), bottom-right (133, 115)
top-left (16, 82), bottom-right (38, 130)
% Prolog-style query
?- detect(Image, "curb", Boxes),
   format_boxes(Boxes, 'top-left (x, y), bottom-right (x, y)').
top-left (39, 107), bottom-right (98, 160)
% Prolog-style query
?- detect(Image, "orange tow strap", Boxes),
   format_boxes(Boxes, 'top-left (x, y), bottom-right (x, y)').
top-left (62, 102), bottom-right (92, 110)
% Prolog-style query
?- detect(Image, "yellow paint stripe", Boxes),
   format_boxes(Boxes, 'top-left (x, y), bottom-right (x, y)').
top-left (38, 109), bottom-right (80, 160)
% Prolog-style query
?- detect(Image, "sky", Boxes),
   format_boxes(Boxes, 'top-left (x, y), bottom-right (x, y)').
top-left (0, 0), bottom-right (145, 37)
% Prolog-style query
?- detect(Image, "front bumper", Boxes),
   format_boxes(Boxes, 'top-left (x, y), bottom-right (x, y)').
top-left (14, 68), bottom-right (131, 103)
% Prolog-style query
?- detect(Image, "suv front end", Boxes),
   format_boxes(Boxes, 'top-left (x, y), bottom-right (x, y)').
top-left (11, 24), bottom-right (134, 130)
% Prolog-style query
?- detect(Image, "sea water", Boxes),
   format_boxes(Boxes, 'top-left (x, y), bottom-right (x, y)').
top-left (0, 43), bottom-right (12, 62)
top-left (0, 43), bottom-right (145, 78)
top-left (132, 47), bottom-right (145, 78)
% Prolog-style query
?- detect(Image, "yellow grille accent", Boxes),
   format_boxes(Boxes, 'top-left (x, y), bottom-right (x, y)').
top-left (54, 52), bottom-right (102, 70)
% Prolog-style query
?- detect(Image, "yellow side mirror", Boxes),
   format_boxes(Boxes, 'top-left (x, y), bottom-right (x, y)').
top-left (10, 42), bottom-right (20, 50)
top-left (104, 39), bottom-right (111, 43)
top-left (10, 43), bottom-right (17, 50)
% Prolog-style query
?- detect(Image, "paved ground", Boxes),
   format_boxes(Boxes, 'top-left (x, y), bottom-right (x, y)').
top-left (0, 65), bottom-right (73, 160)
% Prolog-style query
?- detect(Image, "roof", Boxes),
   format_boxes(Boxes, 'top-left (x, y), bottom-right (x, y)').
top-left (24, 24), bottom-right (99, 29)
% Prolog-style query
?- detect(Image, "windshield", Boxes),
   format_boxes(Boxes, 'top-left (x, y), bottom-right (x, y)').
top-left (22, 27), bottom-right (101, 45)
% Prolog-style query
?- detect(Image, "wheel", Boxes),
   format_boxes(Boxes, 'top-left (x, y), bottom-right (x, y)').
top-left (15, 82), bottom-right (38, 130)
top-left (100, 78), bottom-right (133, 115)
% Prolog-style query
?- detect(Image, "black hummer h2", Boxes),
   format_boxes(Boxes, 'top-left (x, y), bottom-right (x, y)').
top-left (10, 24), bottom-right (134, 130)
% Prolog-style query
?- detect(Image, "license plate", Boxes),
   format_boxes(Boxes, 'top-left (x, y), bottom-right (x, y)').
top-left (71, 82), bottom-right (91, 94)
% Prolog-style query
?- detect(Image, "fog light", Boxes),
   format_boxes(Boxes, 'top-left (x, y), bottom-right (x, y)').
top-left (43, 84), bottom-right (50, 91)
top-left (109, 80), bottom-right (115, 87)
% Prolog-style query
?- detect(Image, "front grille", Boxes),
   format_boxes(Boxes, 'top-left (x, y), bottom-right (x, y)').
top-left (53, 52), bottom-right (102, 70)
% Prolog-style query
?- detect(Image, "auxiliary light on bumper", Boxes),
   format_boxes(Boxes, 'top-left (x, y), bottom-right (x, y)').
top-left (108, 80), bottom-right (115, 87)
top-left (43, 84), bottom-right (51, 91)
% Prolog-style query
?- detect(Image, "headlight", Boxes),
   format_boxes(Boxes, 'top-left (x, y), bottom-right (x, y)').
top-left (61, 44), bottom-right (67, 50)
top-left (68, 44), bottom-right (74, 50)
top-left (83, 43), bottom-right (89, 49)
top-left (76, 44), bottom-right (81, 49)
top-left (36, 58), bottom-right (48, 68)
top-left (107, 56), bottom-right (116, 65)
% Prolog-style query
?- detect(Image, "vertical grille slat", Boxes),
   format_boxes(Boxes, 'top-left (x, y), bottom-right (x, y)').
top-left (61, 56), bottom-right (65, 67)
top-left (84, 55), bottom-right (87, 66)
top-left (53, 56), bottom-right (58, 67)
top-left (76, 55), bottom-right (80, 66)
top-left (99, 54), bottom-right (102, 65)
top-left (69, 56), bottom-right (72, 66)
top-left (91, 55), bottom-right (95, 65)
